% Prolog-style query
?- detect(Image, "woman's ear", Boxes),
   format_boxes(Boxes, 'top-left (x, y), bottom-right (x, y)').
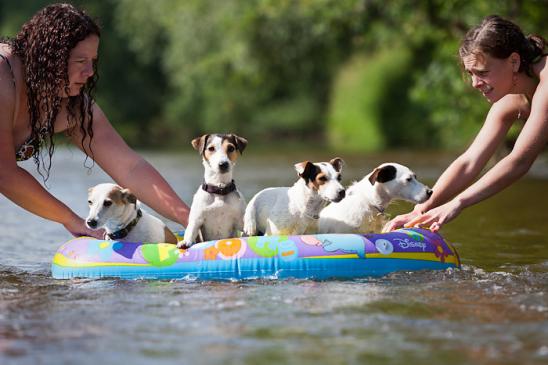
top-left (510, 52), bottom-right (521, 72)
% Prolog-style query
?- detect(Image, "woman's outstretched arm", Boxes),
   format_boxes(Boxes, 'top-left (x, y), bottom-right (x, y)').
top-left (71, 103), bottom-right (190, 227)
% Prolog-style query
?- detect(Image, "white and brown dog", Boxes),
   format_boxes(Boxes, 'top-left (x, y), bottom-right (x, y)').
top-left (318, 163), bottom-right (432, 234)
top-left (178, 133), bottom-right (248, 249)
top-left (86, 183), bottom-right (177, 243)
top-left (243, 158), bottom-right (346, 236)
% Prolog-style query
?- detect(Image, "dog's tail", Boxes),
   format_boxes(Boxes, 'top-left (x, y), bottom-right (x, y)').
top-left (243, 200), bottom-right (257, 237)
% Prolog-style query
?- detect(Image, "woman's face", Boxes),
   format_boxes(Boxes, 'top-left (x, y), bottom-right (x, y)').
top-left (63, 34), bottom-right (99, 97)
top-left (462, 51), bottom-right (517, 103)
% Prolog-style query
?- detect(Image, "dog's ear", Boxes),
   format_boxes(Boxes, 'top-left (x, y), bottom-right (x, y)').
top-left (191, 134), bottom-right (210, 154)
top-left (330, 157), bottom-right (344, 172)
top-left (120, 188), bottom-right (137, 205)
top-left (368, 164), bottom-right (397, 185)
top-left (228, 134), bottom-right (248, 154)
top-left (295, 161), bottom-right (319, 182)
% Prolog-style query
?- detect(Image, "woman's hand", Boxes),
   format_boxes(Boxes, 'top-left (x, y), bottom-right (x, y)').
top-left (63, 214), bottom-right (104, 239)
top-left (404, 199), bottom-right (464, 232)
top-left (382, 204), bottom-right (424, 232)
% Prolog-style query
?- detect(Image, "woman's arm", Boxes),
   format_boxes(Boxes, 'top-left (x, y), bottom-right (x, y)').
top-left (0, 100), bottom-right (101, 238)
top-left (383, 98), bottom-right (516, 232)
top-left (70, 103), bottom-right (190, 227)
top-left (405, 79), bottom-right (548, 231)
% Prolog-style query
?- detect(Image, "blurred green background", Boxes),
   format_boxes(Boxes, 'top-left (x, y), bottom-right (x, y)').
top-left (1, 0), bottom-right (546, 151)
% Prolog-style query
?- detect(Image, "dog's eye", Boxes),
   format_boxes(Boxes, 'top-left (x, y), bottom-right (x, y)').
top-left (227, 145), bottom-right (235, 153)
top-left (87, 200), bottom-right (92, 205)
top-left (103, 200), bottom-right (113, 207)
top-left (207, 146), bottom-right (215, 152)
top-left (337, 175), bottom-right (342, 181)
top-left (406, 177), bottom-right (413, 182)
top-left (318, 176), bottom-right (328, 182)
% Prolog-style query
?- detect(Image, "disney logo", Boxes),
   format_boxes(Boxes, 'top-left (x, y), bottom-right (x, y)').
top-left (394, 238), bottom-right (426, 251)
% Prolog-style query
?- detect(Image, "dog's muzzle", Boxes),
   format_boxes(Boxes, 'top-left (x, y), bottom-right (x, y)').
top-left (334, 189), bottom-right (346, 202)
top-left (86, 218), bottom-right (98, 229)
top-left (218, 161), bottom-right (230, 173)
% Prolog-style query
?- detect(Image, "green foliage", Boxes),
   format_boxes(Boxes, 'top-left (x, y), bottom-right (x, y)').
top-left (1, 0), bottom-right (546, 150)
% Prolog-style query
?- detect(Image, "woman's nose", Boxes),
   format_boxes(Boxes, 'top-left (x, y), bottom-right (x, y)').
top-left (471, 75), bottom-right (483, 89)
top-left (83, 61), bottom-right (94, 78)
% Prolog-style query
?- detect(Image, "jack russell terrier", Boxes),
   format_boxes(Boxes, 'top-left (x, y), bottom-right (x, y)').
top-left (243, 158), bottom-right (346, 236)
top-left (86, 183), bottom-right (177, 243)
top-left (178, 133), bottom-right (248, 249)
top-left (318, 163), bottom-right (432, 233)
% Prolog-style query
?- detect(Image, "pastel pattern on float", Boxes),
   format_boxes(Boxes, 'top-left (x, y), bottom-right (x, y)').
top-left (51, 228), bottom-right (460, 280)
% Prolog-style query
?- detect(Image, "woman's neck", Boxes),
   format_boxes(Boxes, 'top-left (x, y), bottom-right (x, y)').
top-left (515, 72), bottom-right (539, 102)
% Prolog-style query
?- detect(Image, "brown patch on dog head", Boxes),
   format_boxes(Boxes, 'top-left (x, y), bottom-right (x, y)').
top-left (191, 134), bottom-right (211, 155)
top-left (295, 161), bottom-right (321, 189)
top-left (368, 164), bottom-right (397, 185)
top-left (107, 186), bottom-right (136, 205)
top-left (330, 157), bottom-right (344, 172)
top-left (226, 134), bottom-right (247, 155)
top-left (221, 135), bottom-right (246, 162)
top-left (310, 171), bottom-right (330, 190)
top-left (121, 188), bottom-right (137, 205)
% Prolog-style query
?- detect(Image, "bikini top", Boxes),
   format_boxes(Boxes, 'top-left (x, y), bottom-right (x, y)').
top-left (0, 53), bottom-right (47, 161)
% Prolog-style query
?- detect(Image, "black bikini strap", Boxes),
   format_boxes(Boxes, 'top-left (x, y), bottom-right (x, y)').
top-left (0, 53), bottom-right (16, 88)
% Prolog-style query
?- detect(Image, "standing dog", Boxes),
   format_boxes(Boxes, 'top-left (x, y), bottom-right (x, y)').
top-left (86, 183), bottom-right (177, 243)
top-left (244, 158), bottom-right (346, 236)
top-left (318, 163), bottom-right (432, 233)
top-left (178, 133), bottom-right (248, 249)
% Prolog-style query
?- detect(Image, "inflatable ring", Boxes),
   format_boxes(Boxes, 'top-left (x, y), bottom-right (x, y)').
top-left (51, 228), bottom-right (460, 280)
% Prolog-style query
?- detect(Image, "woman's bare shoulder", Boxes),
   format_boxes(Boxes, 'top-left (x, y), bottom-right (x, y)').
top-left (488, 94), bottom-right (527, 123)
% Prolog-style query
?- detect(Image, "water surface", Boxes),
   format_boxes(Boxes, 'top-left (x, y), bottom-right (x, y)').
top-left (1, 148), bottom-right (547, 364)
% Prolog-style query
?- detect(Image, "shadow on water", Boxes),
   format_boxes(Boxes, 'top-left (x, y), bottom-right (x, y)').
top-left (1, 147), bottom-right (547, 365)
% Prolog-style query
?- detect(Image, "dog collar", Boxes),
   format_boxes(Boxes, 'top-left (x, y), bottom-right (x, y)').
top-left (107, 209), bottom-right (142, 240)
top-left (303, 211), bottom-right (320, 220)
top-left (201, 180), bottom-right (236, 195)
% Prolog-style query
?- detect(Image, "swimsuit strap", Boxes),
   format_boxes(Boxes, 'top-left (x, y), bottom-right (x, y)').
top-left (0, 53), bottom-right (16, 88)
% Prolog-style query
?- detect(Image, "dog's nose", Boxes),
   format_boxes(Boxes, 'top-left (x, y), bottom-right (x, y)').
top-left (218, 161), bottom-right (229, 172)
top-left (86, 219), bottom-right (98, 228)
top-left (335, 189), bottom-right (346, 202)
top-left (426, 189), bottom-right (433, 197)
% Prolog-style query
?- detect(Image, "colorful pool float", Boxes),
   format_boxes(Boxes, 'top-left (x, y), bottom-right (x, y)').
top-left (51, 228), bottom-right (460, 280)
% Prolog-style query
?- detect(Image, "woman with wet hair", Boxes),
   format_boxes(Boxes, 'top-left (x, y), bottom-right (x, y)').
top-left (385, 15), bottom-right (547, 232)
top-left (0, 4), bottom-right (189, 238)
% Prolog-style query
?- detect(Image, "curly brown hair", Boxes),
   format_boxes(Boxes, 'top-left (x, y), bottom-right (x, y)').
top-left (8, 3), bottom-right (100, 181)
top-left (459, 15), bottom-right (546, 78)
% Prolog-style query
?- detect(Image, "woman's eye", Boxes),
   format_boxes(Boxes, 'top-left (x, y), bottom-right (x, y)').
top-left (103, 200), bottom-right (112, 207)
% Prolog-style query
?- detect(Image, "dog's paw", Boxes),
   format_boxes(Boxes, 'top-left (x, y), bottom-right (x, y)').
top-left (177, 240), bottom-right (194, 249)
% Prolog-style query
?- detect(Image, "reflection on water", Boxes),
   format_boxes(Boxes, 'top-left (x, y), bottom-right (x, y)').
top-left (1, 148), bottom-right (547, 365)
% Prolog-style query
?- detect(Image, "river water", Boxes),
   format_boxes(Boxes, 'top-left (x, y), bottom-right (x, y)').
top-left (1, 148), bottom-right (547, 365)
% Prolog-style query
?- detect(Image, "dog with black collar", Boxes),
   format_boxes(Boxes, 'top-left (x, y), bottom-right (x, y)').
top-left (86, 183), bottom-right (177, 243)
top-left (178, 133), bottom-right (248, 249)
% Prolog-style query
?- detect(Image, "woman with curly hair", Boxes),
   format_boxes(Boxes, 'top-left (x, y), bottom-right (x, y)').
top-left (0, 3), bottom-right (189, 238)
top-left (385, 15), bottom-right (547, 232)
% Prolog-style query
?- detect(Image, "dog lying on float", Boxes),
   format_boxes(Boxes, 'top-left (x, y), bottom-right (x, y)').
top-left (318, 163), bottom-right (432, 234)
